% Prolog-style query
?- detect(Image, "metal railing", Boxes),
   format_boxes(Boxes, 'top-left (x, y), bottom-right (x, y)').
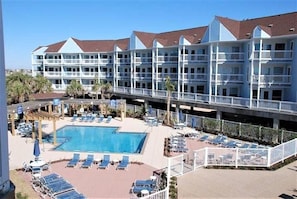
top-left (114, 87), bottom-right (297, 113)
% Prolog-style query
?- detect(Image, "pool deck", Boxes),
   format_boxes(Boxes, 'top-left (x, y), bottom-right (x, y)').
top-left (9, 117), bottom-right (184, 170)
top-left (8, 116), bottom-right (297, 198)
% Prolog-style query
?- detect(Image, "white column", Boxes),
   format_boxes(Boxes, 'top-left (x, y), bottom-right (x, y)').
top-left (208, 44), bottom-right (213, 103)
top-left (273, 118), bottom-right (279, 129)
top-left (249, 39), bottom-right (255, 108)
top-left (0, 1), bottom-right (11, 194)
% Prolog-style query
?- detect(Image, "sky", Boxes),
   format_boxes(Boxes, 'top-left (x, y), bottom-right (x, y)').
top-left (2, 0), bottom-right (297, 69)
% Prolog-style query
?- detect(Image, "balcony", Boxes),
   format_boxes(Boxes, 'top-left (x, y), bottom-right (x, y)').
top-left (63, 59), bottom-right (80, 65)
top-left (134, 57), bottom-right (152, 64)
top-left (63, 72), bottom-right (81, 77)
top-left (180, 54), bottom-right (208, 62)
top-left (253, 50), bottom-right (293, 61)
top-left (116, 58), bottom-right (131, 65)
top-left (44, 59), bottom-right (62, 65)
top-left (32, 59), bottom-right (43, 65)
top-left (134, 72), bottom-right (152, 80)
top-left (179, 73), bottom-right (207, 81)
top-left (157, 56), bottom-right (178, 63)
top-left (99, 59), bottom-right (113, 65)
top-left (81, 72), bottom-right (97, 78)
top-left (212, 74), bottom-right (244, 84)
top-left (99, 72), bottom-right (113, 79)
top-left (81, 59), bottom-right (98, 65)
top-left (44, 71), bottom-right (62, 77)
top-left (154, 73), bottom-right (178, 80)
top-left (252, 75), bottom-right (291, 85)
top-left (212, 52), bottom-right (244, 62)
top-left (116, 72), bottom-right (130, 79)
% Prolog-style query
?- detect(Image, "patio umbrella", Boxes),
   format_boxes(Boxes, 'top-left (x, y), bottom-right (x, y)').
top-left (191, 117), bottom-right (196, 128)
top-left (33, 139), bottom-right (41, 160)
top-left (179, 110), bottom-right (184, 123)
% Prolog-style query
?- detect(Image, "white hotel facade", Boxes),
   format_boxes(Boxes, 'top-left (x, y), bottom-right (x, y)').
top-left (32, 12), bottom-right (297, 112)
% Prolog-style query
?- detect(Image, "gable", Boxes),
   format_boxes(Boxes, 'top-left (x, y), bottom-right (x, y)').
top-left (130, 33), bottom-right (147, 50)
top-left (58, 38), bottom-right (83, 53)
top-left (253, 26), bottom-right (271, 38)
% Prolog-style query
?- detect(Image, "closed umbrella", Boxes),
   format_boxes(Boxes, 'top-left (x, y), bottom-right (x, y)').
top-left (148, 105), bottom-right (152, 116)
top-left (179, 110), bottom-right (184, 123)
top-left (33, 139), bottom-right (41, 160)
top-left (191, 117), bottom-right (196, 129)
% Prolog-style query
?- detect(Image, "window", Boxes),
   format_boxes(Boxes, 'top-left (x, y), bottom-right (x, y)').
top-left (230, 88), bottom-right (238, 97)
top-left (197, 86), bottom-right (204, 93)
top-left (184, 67), bottom-right (188, 73)
top-left (272, 90), bottom-right (282, 101)
top-left (255, 43), bottom-right (260, 50)
top-left (158, 68), bottom-right (162, 73)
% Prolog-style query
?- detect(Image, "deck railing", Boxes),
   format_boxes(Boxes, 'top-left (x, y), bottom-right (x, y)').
top-left (114, 87), bottom-right (297, 114)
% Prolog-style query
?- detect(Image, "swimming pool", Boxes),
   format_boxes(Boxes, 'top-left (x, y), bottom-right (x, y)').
top-left (45, 126), bottom-right (147, 154)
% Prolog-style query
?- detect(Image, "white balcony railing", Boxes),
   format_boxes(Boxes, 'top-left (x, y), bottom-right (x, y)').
top-left (44, 71), bottom-right (62, 77)
top-left (212, 74), bottom-right (244, 83)
top-left (252, 75), bottom-right (291, 85)
top-left (180, 54), bottom-right (208, 62)
top-left (157, 56), bottom-right (178, 63)
top-left (212, 52), bottom-right (244, 61)
top-left (153, 73), bottom-right (178, 80)
top-left (253, 50), bottom-right (293, 60)
top-left (113, 86), bottom-right (297, 113)
top-left (179, 73), bottom-right (207, 81)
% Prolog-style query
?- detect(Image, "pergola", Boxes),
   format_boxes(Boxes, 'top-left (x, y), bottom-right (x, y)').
top-left (23, 111), bottom-right (59, 144)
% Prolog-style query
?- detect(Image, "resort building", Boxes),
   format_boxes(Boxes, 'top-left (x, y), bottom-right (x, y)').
top-left (31, 12), bottom-right (297, 129)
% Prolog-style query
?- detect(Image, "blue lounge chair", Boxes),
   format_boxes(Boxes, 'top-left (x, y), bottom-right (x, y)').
top-left (46, 180), bottom-right (74, 197)
top-left (198, 135), bottom-right (209, 142)
top-left (117, 155), bottom-right (129, 170)
top-left (98, 155), bottom-right (110, 169)
top-left (54, 189), bottom-right (86, 199)
top-left (106, 116), bottom-right (112, 123)
top-left (66, 153), bottom-right (80, 167)
top-left (97, 114), bottom-right (104, 123)
top-left (81, 154), bottom-right (94, 168)
top-left (71, 114), bottom-right (78, 122)
top-left (134, 179), bottom-right (156, 187)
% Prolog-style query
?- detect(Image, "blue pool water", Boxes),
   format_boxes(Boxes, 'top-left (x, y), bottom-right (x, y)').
top-left (44, 126), bottom-right (147, 154)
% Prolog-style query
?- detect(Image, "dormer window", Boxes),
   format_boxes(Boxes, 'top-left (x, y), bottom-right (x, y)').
top-left (268, 24), bottom-right (273, 27)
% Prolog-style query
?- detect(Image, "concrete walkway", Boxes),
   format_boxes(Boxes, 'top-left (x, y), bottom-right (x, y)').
top-left (178, 160), bottom-right (297, 199)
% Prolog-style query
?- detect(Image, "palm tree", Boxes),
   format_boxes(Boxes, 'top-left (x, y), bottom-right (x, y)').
top-left (92, 78), bottom-right (100, 100)
top-left (66, 80), bottom-right (84, 98)
top-left (6, 72), bottom-right (34, 104)
top-left (100, 81), bottom-right (112, 99)
top-left (32, 74), bottom-right (53, 93)
top-left (165, 76), bottom-right (175, 125)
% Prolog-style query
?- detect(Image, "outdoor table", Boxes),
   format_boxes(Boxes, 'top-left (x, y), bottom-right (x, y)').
top-left (29, 160), bottom-right (46, 168)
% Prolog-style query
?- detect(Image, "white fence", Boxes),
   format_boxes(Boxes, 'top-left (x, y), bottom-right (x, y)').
top-left (190, 138), bottom-right (297, 170)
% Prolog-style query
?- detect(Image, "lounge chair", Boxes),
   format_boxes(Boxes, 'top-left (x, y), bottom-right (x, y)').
top-left (54, 189), bottom-right (86, 199)
top-left (81, 154), bottom-right (94, 168)
top-left (106, 116), bottom-right (112, 123)
top-left (66, 153), bottom-right (80, 167)
top-left (117, 155), bottom-right (129, 170)
top-left (46, 180), bottom-right (74, 197)
top-left (97, 114), bottom-right (104, 123)
top-left (98, 155), bottom-right (110, 169)
top-left (134, 179), bottom-right (157, 187)
top-left (71, 114), bottom-right (78, 122)
top-left (198, 135), bottom-right (209, 142)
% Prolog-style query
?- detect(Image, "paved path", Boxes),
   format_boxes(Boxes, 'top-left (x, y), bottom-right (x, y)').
top-left (178, 160), bottom-right (297, 199)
